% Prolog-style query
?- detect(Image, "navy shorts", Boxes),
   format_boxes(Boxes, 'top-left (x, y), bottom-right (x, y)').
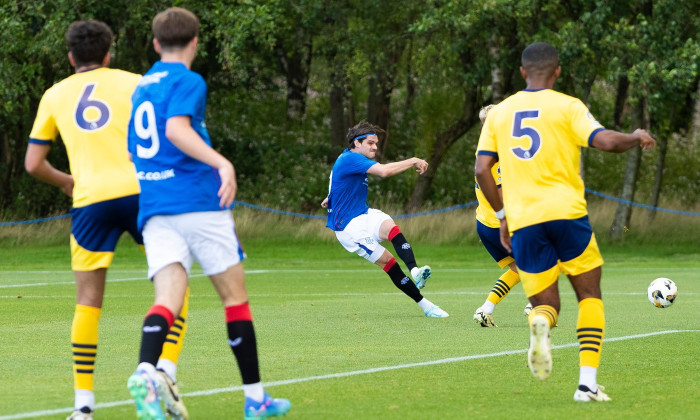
top-left (511, 215), bottom-right (594, 274)
top-left (71, 194), bottom-right (142, 252)
top-left (476, 220), bottom-right (514, 268)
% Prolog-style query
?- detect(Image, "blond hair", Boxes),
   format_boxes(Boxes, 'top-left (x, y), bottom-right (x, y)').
top-left (479, 104), bottom-right (496, 124)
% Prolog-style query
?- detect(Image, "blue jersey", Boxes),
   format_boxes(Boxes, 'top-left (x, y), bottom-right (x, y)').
top-left (127, 61), bottom-right (222, 230)
top-left (325, 149), bottom-right (378, 231)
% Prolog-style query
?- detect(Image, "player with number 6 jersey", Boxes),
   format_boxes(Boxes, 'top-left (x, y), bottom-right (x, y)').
top-left (29, 65), bottom-right (141, 207)
top-left (25, 20), bottom-right (190, 420)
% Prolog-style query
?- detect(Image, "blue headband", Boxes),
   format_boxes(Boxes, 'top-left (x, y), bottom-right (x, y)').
top-left (352, 133), bottom-right (376, 142)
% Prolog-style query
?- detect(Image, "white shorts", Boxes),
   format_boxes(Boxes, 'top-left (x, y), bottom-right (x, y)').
top-left (142, 210), bottom-right (245, 279)
top-left (335, 208), bottom-right (392, 263)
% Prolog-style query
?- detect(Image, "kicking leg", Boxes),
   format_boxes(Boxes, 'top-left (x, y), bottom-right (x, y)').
top-left (379, 220), bottom-right (431, 288)
top-left (374, 250), bottom-right (448, 318)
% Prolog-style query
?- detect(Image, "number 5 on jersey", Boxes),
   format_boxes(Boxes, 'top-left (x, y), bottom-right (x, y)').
top-left (133, 101), bottom-right (160, 159)
top-left (512, 110), bottom-right (541, 160)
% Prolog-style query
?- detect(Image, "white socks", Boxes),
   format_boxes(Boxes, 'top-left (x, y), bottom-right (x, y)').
top-left (243, 382), bottom-right (265, 402)
top-left (480, 301), bottom-right (496, 314)
top-left (579, 366), bottom-right (598, 391)
top-left (417, 298), bottom-right (434, 311)
top-left (74, 389), bottom-right (94, 411)
top-left (156, 358), bottom-right (177, 382)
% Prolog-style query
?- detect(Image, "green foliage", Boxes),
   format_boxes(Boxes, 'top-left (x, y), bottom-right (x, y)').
top-left (1, 0), bottom-right (699, 220)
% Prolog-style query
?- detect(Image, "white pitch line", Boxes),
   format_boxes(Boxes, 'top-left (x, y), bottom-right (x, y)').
top-left (0, 266), bottom-right (693, 289)
top-left (7, 291), bottom-right (690, 300)
top-left (1, 329), bottom-right (697, 420)
top-left (0, 265), bottom-right (693, 275)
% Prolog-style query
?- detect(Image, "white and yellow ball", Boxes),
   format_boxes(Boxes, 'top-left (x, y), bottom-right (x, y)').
top-left (647, 278), bottom-right (678, 308)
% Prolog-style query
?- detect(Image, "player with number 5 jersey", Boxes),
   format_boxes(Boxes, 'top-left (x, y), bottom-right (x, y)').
top-left (477, 93), bottom-right (604, 233)
top-left (475, 41), bottom-right (655, 403)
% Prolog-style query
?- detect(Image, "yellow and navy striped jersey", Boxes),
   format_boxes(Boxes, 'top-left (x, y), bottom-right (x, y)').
top-left (474, 160), bottom-right (501, 228)
top-left (29, 67), bottom-right (141, 207)
top-left (476, 89), bottom-right (605, 232)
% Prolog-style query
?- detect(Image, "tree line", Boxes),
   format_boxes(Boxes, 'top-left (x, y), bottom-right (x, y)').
top-left (1, 0), bottom-right (698, 237)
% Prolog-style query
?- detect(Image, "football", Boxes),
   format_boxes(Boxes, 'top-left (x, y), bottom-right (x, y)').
top-left (647, 278), bottom-right (678, 308)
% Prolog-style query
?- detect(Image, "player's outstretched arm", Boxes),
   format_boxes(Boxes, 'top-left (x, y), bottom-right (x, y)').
top-left (166, 115), bottom-right (237, 208)
top-left (592, 128), bottom-right (656, 153)
top-left (367, 157), bottom-right (428, 178)
top-left (24, 143), bottom-right (74, 197)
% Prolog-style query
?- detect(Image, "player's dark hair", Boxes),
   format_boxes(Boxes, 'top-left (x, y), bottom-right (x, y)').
top-left (65, 20), bottom-right (113, 68)
top-left (521, 42), bottom-right (559, 78)
top-left (152, 7), bottom-right (200, 49)
top-left (346, 120), bottom-right (385, 149)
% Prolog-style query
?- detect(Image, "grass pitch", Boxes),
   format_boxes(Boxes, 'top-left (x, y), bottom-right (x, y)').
top-left (0, 232), bottom-right (698, 419)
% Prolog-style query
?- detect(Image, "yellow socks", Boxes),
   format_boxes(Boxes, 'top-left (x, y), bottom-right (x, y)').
top-left (487, 269), bottom-right (520, 305)
top-left (528, 304), bottom-right (558, 328)
top-left (158, 287), bottom-right (189, 381)
top-left (577, 298), bottom-right (605, 368)
top-left (71, 304), bottom-right (101, 392)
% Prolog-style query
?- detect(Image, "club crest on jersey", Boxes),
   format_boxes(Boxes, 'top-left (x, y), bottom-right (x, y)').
top-left (139, 71), bottom-right (169, 86)
top-left (586, 111), bottom-right (602, 126)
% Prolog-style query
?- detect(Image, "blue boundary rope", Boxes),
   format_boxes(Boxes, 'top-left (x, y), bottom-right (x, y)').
top-left (1, 190), bottom-right (697, 226)
top-left (583, 188), bottom-right (700, 216)
top-left (0, 214), bottom-right (71, 226)
top-left (233, 200), bottom-right (326, 220)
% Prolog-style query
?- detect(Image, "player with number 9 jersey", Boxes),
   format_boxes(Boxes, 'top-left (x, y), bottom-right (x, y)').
top-left (29, 68), bottom-right (141, 207)
top-left (476, 89), bottom-right (604, 232)
top-left (127, 62), bottom-right (222, 231)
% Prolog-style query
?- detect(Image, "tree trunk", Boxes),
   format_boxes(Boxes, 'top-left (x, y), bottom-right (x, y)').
top-left (407, 88), bottom-right (480, 211)
top-left (367, 74), bottom-right (394, 161)
top-left (489, 34), bottom-right (506, 103)
top-left (275, 35), bottom-right (312, 122)
top-left (347, 83), bottom-right (356, 131)
top-left (610, 96), bottom-right (648, 239)
top-left (690, 79), bottom-right (700, 142)
top-left (613, 76), bottom-right (629, 129)
top-left (367, 43), bottom-right (404, 161)
top-left (647, 131), bottom-right (668, 221)
top-left (329, 59), bottom-right (348, 161)
top-left (404, 38), bottom-right (416, 114)
top-left (0, 132), bottom-right (10, 208)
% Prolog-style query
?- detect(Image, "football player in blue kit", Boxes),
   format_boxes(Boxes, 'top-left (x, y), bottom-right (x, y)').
top-left (322, 120), bottom-right (449, 318)
top-left (125, 7), bottom-right (290, 420)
